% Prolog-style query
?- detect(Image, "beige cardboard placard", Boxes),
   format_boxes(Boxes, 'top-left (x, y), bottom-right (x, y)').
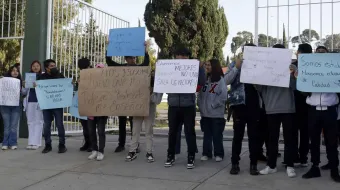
top-left (78, 66), bottom-right (151, 116)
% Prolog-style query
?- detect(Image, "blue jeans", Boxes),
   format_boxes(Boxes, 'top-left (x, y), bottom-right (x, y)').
top-left (43, 108), bottom-right (65, 146)
top-left (0, 106), bottom-right (20, 146)
top-left (201, 117), bottom-right (225, 158)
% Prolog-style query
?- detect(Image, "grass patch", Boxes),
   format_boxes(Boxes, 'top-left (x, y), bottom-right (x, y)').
top-left (157, 102), bottom-right (168, 110)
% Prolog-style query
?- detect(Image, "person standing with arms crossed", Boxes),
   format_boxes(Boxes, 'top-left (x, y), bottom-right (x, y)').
top-left (106, 42), bottom-right (149, 153)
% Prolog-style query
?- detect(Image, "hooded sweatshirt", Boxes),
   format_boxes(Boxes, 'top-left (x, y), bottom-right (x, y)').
top-left (198, 77), bottom-right (227, 118)
top-left (256, 74), bottom-right (296, 114)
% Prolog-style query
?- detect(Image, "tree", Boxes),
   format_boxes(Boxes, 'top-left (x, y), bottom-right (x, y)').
top-left (292, 29), bottom-right (320, 44)
top-left (324, 34), bottom-right (340, 52)
top-left (283, 23), bottom-right (287, 48)
top-left (144, 0), bottom-right (228, 63)
top-left (258, 34), bottom-right (279, 47)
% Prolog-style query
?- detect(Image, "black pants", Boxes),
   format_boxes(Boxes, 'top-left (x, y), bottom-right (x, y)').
top-left (309, 106), bottom-right (339, 169)
top-left (293, 110), bottom-right (309, 163)
top-left (80, 119), bottom-right (90, 145)
top-left (201, 117), bottom-right (225, 158)
top-left (267, 113), bottom-right (295, 168)
top-left (338, 120), bottom-right (340, 144)
top-left (168, 106), bottom-right (196, 157)
top-left (118, 116), bottom-right (133, 147)
top-left (231, 105), bottom-right (259, 165)
top-left (175, 123), bottom-right (198, 154)
top-left (89, 117), bottom-right (108, 153)
top-left (258, 108), bottom-right (269, 156)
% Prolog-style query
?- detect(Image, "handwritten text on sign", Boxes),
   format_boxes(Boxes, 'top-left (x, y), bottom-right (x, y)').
top-left (297, 53), bottom-right (340, 92)
top-left (25, 73), bottom-right (36, 88)
top-left (35, 78), bottom-right (73, 109)
top-left (0, 77), bottom-right (21, 106)
top-left (240, 46), bottom-right (292, 88)
top-left (107, 27), bottom-right (145, 56)
top-left (78, 67), bottom-right (151, 116)
top-left (153, 59), bottom-right (199, 93)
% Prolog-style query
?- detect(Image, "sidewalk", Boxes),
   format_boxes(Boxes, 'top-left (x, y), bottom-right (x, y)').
top-left (0, 135), bottom-right (336, 190)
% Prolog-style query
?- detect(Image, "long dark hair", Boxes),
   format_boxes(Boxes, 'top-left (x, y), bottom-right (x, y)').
top-left (30, 60), bottom-right (42, 74)
top-left (208, 59), bottom-right (224, 83)
top-left (6, 65), bottom-right (22, 81)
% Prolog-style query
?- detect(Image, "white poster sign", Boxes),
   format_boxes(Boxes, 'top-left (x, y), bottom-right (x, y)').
top-left (240, 46), bottom-right (292, 88)
top-left (154, 59), bottom-right (199, 93)
top-left (0, 77), bottom-right (21, 106)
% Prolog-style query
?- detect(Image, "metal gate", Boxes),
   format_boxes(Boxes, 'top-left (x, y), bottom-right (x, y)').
top-left (50, 0), bottom-right (130, 134)
top-left (255, 0), bottom-right (340, 52)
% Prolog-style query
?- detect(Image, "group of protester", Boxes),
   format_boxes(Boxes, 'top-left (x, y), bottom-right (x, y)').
top-left (0, 42), bottom-right (340, 183)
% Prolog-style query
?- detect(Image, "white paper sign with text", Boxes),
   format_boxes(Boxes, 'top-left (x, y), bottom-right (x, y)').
top-left (154, 59), bottom-right (199, 93)
top-left (0, 77), bottom-right (21, 106)
top-left (240, 46), bottom-right (292, 88)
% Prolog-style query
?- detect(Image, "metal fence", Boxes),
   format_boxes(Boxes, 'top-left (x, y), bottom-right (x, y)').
top-left (49, 0), bottom-right (130, 134)
top-left (255, 0), bottom-right (340, 52)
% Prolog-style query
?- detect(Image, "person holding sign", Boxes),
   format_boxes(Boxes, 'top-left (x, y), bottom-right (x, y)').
top-left (126, 71), bottom-right (163, 162)
top-left (198, 59), bottom-right (227, 162)
top-left (164, 47), bottom-right (206, 169)
top-left (225, 43), bottom-right (262, 176)
top-left (300, 46), bottom-right (340, 182)
top-left (106, 42), bottom-right (149, 153)
top-left (256, 44), bottom-right (297, 178)
top-left (22, 61), bottom-right (44, 150)
top-left (37, 59), bottom-right (67, 154)
top-left (1, 66), bottom-right (22, 150)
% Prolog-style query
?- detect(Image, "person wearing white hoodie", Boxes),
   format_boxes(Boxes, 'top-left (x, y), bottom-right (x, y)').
top-left (198, 59), bottom-right (227, 162)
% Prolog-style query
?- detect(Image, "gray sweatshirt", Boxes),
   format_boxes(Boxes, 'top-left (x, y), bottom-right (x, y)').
top-left (198, 77), bottom-right (227, 118)
top-left (256, 75), bottom-right (296, 114)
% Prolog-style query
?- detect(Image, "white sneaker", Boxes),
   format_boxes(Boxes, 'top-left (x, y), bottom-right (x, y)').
top-left (260, 166), bottom-right (277, 175)
top-left (97, 152), bottom-right (104, 161)
top-left (2, 146), bottom-right (8, 150)
top-left (11, 146), bottom-right (17, 150)
top-left (286, 167), bottom-right (297, 178)
top-left (201, 156), bottom-right (209, 161)
top-left (215, 156), bottom-right (223, 162)
top-left (26, 145), bottom-right (32, 150)
top-left (88, 151), bottom-right (98, 160)
top-left (31, 145), bottom-right (39, 150)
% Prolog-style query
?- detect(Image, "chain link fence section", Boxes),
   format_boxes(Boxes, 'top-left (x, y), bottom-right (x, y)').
top-left (50, 0), bottom-right (130, 134)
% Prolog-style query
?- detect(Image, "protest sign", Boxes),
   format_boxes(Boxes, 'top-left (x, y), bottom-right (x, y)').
top-left (35, 78), bottom-right (73, 109)
top-left (25, 73), bottom-right (36, 88)
top-left (240, 46), bottom-right (292, 88)
top-left (107, 27), bottom-right (145, 56)
top-left (153, 59), bottom-right (200, 93)
top-left (70, 91), bottom-right (87, 120)
top-left (0, 77), bottom-right (21, 106)
top-left (297, 53), bottom-right (340, 92)
top-left (78, 67), bottom-right (151, 116)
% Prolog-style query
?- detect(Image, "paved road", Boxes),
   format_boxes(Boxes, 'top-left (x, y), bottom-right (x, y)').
top-left (0, 135), bottom-right (336, 190)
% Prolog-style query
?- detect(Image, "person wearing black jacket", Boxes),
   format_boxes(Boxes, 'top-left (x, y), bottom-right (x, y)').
top-left (106, 42), bottom-right (149, 153)
top-left (290, 43), bottom-right (312, 167)
top-left (38, 59), bottom-right (67, 154)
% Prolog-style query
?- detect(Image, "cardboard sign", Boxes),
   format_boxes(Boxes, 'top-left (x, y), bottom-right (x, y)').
top-left (153, 59), bottom-right (199, 93)
top-left (240, 46), bottom-right (292, 88)
top-left (78, 67), bottom-right (151, 116)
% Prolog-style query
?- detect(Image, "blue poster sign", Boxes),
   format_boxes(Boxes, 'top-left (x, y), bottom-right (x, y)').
top-left (25, 73), bottom-right (36, 88)
top-left (70, 91), bottom-right (87, 120)
top-left (35, 78), bottom-right (73, 109)
top-left (107, 27), bottom-right (145, 56)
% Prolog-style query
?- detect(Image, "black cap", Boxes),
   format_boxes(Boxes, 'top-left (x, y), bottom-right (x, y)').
top-left (174, 47), bottom-right (191, 57)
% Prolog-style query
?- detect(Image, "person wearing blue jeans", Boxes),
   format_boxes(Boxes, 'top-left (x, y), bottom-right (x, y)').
top-left (38, 59), bottom-right (66, 154)
top-left (1, 65), bottom-right (22, 150)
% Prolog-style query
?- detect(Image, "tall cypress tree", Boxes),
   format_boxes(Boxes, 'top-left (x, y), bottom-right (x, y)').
top-left (282, 23), bottom-right (287, 48)
top-left (144, 0), bottom-right (228, 62)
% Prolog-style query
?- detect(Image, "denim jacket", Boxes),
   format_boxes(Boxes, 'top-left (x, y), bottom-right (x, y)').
top-left (224, 62), bottom-right (245, 106)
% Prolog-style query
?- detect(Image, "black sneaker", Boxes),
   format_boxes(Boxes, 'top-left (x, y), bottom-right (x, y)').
top-left (230, 164), bottom-right (240, 175)
top-left (302, 166), bottom-right (321, 179)
top-left (187, 155), bottom-right (195, 169)
top-left (114, 146), bottom-right (125, 153)
top-left (126, 152), bottom-right (137, 162)
top-left (42, 145), bottom-right (52, 154)
top-left (79, 142), bottom-right (92, 152)
top-left (250, 165), bottom-right (259, 176)
top-left (164, 155), bottom-right (175, 168)
top-left (146, 153), bottom-right (155, 163)
top-left (331, 168), bottom-right (340, 183)
top-left (258, 154), bottom-right (267, 162)
top-left (321, 163), bottom-right (331, 170)
top-left (58, 144), bottom-right (67, 154)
